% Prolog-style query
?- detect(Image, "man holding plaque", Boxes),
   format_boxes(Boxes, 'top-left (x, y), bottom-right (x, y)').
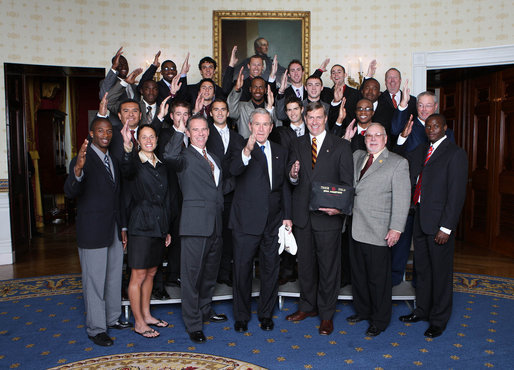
top-left (347, 123), bottom-right (411, 337)
top-left (286, 101), bottom-right (353, 335)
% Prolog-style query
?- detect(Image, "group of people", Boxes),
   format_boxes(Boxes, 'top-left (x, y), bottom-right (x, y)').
top-left (64, 38), bottom-right (468, 347)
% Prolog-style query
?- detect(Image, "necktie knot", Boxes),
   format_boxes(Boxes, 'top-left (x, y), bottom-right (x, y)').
top-left (361, 130), bottom-right (366, 136)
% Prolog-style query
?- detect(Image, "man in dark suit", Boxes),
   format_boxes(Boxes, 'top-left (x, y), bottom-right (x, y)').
top-left (206, 98), bottom-right (244, 287)
top-left (399, 114), bottom-right (468, 338)
top-left (229, 108), bottom-right (292, 333)
top-left (163, 114), bottom-right (226, 344)
top-left (320, 64), bottom-right (361, 124)
top-left (390, 90), bottom-right (456, 287)
top-left (286, 102), bottom-right (354, 335)
top-left (99, 47), bottom-right (130, 100)
top-left (64, 117), bottom-right (132, 347)
top-left (178, 56), bottom-right (229, 105)
top-left (348, 123), bottom-right (411, 337)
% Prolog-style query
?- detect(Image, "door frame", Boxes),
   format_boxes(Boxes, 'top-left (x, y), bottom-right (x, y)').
top-left (412, 44), bottom-right (514, 95)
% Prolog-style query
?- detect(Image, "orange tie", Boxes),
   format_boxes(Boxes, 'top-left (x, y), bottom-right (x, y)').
top-left (392, 94), bottom-right (398, 109)
top-left (202, 149), bottom-right (215, 180)
top-left (311, 137), bottom-right (317, 169)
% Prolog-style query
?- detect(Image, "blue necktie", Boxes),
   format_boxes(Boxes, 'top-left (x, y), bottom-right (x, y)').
top-left (104, 154), bottom-right (114, 182)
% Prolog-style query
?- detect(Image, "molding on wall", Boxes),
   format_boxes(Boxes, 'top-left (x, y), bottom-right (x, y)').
top-left (0, 193), bottom-right (13, 265)
top-left (0, 179), bottom-right (8, 193)
top-left (412, 44), bottom-right (514, 95)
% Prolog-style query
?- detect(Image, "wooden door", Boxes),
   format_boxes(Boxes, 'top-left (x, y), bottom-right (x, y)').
top-left (5, 73), bottom-right (31, 255)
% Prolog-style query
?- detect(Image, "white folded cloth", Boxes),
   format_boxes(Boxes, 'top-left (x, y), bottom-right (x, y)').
top-left (278, 224), bottom-right (297, 255)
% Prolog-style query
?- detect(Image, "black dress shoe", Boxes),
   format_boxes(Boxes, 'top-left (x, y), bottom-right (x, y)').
top-left (424, 325), bottom-right (444, 338)
top-left (399, 313), bottom-right (423, 323)
top-left (88, 332), bottom-right (113, 346)
top-left (108, 320), bottom-right (133, 330)
top-left (217, 278), bottom-right (233, 287)
top-left (366, 324), bottom-right (382, 337)
top-left (346, 314), bottom-right (365, 323)
top-left (234, 320), bottom-right (248, 332)
top-left (188, 330), bottom-right (206, 343)
top-left (152, 288), bottom-right (170, 300)
top-left (259, 317), bottom-right (274, 331)
top-left (209, 314), bottom-right (228, 323)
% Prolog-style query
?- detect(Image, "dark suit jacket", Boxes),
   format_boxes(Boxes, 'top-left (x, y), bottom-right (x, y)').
top-left (391, 109), bottom-right (456, 155)
top-left (206, 123), bottom-right (244, 195)
top-left (177, 77), bottom-right (228, 106)
top-left (290, 132), bottom-right (354, 230)
top-left (64, 146), bottom-right (123, 249)
top-left (321, 84), bottom-right (361, 125)
top-left (407, 138), bottom-right (468, 234)
top-left (229, 141), bottom-right (292, 236)
top-left (163, 132), bottom-right (224, 237)
top-left (222, 66), bottom-right (277, 102)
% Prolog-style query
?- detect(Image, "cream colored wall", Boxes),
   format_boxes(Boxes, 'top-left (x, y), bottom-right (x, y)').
top-left (0, 0), bottom-right (513, 178)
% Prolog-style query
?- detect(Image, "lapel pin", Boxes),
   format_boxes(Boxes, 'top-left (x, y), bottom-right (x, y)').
top-left (326, 149), bottom-right (330, 152)
top-left (379, 160), bottom-right (383, 163)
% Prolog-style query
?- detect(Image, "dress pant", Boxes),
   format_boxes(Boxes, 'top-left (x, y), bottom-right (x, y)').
top-left (350, 239), bottom-right (392, 331)
top-left (78, 227), bottom-right (123, 336)
top-left (180, 230), bottom-right (222, 332)
top-left (217, 195), bottom-right (234, 282)
top-left (295, 218), bottom-right (341, 320)
top-left (391, 212), bottom-right (414, 285)
top-left (232, 228), bottom-right (280, 321)
top-left (412, 209), bottom-right (455, 329)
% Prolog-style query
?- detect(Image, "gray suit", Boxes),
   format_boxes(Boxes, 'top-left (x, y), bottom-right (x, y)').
top-left (350, 148), bottom-right (410, 330)
top-left (163, 131), bottom-right (224, 333)
top-left (227, 88), bottom-right (280, 139)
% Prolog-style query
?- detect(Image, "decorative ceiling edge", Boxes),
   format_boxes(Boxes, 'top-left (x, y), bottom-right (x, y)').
top-left (0, 180), bottom-right (9, 192)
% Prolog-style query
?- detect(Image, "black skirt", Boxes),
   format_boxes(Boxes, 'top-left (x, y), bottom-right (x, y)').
top-left (127, 235), bottom-right (165, 269)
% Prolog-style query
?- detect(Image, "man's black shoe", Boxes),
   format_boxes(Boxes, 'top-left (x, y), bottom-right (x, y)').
top-left (259, 317), bottom-right (274, 331)
top-left (209, 314), bottom-right (228, 323)
top-left (234, 320), bottom-right (248, 332)
top-left (88, 332), bottom-right (113, 346)
top-left (366, 324), bottom-right (382, 337)
top-left (108, 321), bottom-right (133, 330)
top-left (188, 330), bottom-right (206, 343)
top-left (399, 313), bottom-right (423, 323)
top-left (346, 314), bottom-right (365, 323)
top-left (424, 325), bottom-right (444, 338)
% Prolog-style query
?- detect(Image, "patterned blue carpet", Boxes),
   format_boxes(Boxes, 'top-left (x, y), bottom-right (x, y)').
top-left (1, 273), bottom-right (513, 369)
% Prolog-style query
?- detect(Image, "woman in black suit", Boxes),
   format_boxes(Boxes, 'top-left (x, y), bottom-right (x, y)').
top-left (121, 123), bottom-right (171, 338)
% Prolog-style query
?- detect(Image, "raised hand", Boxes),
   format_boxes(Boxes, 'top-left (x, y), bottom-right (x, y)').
top-left (193, 91), bottom-right (203, 114)
top-left (278, 71), bottom-right (288, 94)
top-left (333, 81), bottom-right (345, 103)
top-left (367, 59), bottom-right (377, 77)
top-left (401, 114), bottom-right (414, 138)
top-left (120, 120), bottom-right (133, 149)
top-left (176, 113), bottom-right (187, 133)
top-left (337, 97), bottom-right (347, 123)
top-left (289, 160), bottom-right (300, 179)
top-left (170, 74), bottom-right (182, 95)
top-left (269, 55), bottom-right (278, 79)
top-left (152, 50), bottom-right (161, 67)
top-left (244, 133), bottom-right (257, 157)
top-left (180, 53), bottom-right (190, 75)
top-left (74, 139), bottom-right (89, 177)
top-left (111, 47), bottom-right (123, 70)
top-left (229, 45), bottom-right (239, 67)
top-left (235, 66), bottom-right (244, 91)
top-left (266, 85), bottom-right (274, 109)
top-left (99, 92), bottom-right (108, 116)
top-left (124, 68), bottom-right (143, 85)
top-left (157, 95), bottom-right (172, 121)
top-left (343, 119), bottom-right (357, 141)
top-left (399, 79), bottom-right (410, 108)
top-left (318, 58), bottom-right (330, 72)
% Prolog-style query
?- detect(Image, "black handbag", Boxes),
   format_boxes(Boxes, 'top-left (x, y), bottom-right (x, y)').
top-left (309, 181), bottom-right (354, 215)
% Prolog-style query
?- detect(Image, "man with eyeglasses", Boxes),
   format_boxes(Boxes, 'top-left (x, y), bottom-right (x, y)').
top-left (348, 123), bottom-right (410, 337)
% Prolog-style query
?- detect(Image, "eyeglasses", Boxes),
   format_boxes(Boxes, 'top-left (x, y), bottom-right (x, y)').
top-left (162, 67), bottom-right (176, 71)
top-left (356, 107), bottom-right (373, 112)
top-left (364, 133), bottom-right (386, 139)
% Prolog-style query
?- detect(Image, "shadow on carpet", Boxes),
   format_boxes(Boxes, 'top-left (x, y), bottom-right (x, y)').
top-left (0, 273), bottom-right (513, 369)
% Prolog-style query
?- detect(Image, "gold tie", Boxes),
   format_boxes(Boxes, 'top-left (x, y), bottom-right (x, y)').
top-left (202, 149), bottom-right (215, 179)
top-left (311, 137), bottom-right (317, 169)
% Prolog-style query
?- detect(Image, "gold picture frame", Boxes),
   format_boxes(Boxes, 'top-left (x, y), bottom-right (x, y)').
top-left (212, 10), bottom-right (310, 84)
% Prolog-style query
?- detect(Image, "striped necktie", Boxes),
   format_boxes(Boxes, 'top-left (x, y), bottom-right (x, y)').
top-left (311, 137), bottom-right (317, 169)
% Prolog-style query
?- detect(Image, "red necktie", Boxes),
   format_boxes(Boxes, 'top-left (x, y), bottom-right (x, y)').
top-left (130, 129), bottom-right (138, 148)
top-left (311, 137), bottom-right (317, 169)
top-left (392, 94), bottom-right (398, 109)
top-left (360, 130), bottom-right (366, 136)
top-left (412, 145), bottom-right (434, 205)
top-left (359, 154), bottom-right (374, 180)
